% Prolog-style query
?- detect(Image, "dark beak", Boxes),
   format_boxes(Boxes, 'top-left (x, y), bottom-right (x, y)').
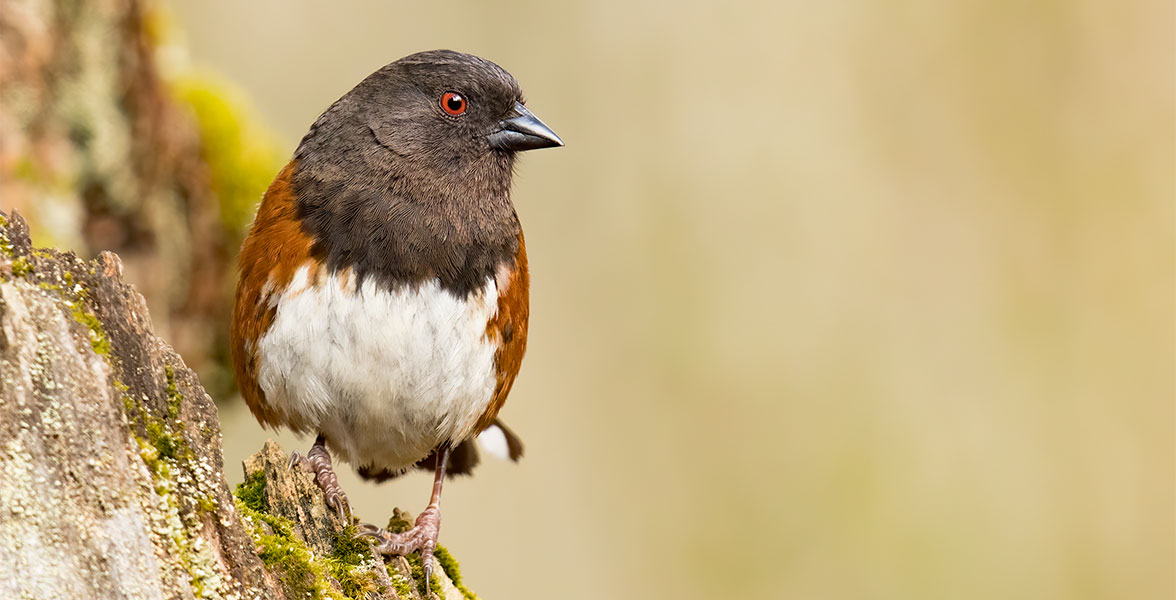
top-left (488, 102), bottom-right (563, 151)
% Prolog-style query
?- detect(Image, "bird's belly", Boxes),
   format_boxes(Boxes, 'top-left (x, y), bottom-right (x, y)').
top-left (254, 265), bottom-right (499, 471)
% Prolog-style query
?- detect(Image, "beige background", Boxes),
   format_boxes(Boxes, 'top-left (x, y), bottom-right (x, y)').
top-left (161, 1), bottom-right (1173, 598)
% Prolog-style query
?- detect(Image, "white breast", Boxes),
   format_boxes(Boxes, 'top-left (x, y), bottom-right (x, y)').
top-left (255, 265), bottom-right (500, 471)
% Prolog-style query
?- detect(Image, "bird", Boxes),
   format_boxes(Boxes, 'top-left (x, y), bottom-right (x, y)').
top-left (229, 49), bottom-right (561, 584)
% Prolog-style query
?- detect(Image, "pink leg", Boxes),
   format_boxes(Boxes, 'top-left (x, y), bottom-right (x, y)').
top-left (290, 435), bottom-right (351, 522)
top-left (358, 444), bottom-right (451, 593)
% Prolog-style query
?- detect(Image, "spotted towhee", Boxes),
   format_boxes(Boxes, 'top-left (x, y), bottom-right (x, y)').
top-left (230, 50), bottom-right (561, 585)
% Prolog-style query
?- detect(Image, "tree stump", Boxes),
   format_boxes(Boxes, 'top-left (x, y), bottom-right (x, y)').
top-left (0, 211), bottom-right (475, 599)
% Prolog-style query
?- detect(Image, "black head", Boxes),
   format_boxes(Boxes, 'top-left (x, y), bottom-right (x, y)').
top-left (289, 50), bottom-right (560, 295)
top-left (295, 49), bottom-right (560, 189)
top-left (367, 50), bottom-right (561, 156)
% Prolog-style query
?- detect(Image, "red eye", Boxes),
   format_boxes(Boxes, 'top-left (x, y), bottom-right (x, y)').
top-left (441, 91), bottom-right (467, 116)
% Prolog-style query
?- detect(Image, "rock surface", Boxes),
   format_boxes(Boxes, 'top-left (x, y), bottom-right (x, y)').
top-left (0, 211), bottom-right (475, 599)
top-left (238, 441), bottom-right (470, 600)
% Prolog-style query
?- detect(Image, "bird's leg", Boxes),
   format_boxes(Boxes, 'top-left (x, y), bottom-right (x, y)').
top-left (289, 434), bottom-right (351, 522)
top-left (358, 443), bottom-right (450, 593)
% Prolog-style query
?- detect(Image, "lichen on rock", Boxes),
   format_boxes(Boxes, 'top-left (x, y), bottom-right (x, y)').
top-left (0, 210), bottom-right (273, 599)
top-left (0, 211), bottom-right (478, 599)
top-left (236, 440), bottom-right (471, 600)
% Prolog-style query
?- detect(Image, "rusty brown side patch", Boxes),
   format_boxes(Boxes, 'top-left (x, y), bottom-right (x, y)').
top-left (475, 231), bottom-right (530, 433)
top-left (230, 160), bottom-right (316, 428)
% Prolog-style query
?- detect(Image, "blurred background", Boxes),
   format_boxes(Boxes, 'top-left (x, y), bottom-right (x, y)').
top-left (2, 0), bottom-right (1172, 597)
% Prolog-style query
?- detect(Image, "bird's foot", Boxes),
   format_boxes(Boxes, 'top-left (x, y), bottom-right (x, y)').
top-left (358, 506), bottom-right (442, 590)
top-left (289, 438), bottom-right (351, 522)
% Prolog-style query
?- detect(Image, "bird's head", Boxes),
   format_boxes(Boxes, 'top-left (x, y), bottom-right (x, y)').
top-left (296, 49), bottom-right (561, 194)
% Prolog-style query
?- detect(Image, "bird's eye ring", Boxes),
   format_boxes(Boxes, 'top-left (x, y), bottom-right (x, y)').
top-left (441, 92), bottom-right (467, 116)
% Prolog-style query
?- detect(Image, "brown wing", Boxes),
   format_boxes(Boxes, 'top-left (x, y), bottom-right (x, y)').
top-left (230, 160), bottom-right (315, 429)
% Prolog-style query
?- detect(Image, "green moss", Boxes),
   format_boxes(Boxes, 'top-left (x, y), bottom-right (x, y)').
top-left (135, 437), bottom-right (165, 479)
top-left (17, 262), bottom-right (111, 358)
top-left (164, 364), bottom-right (183, 419)
top-left (235, 469), bottom-right (268, 513)
top-left (121, 364), bottom-right (195, 470)
top-left (325, 558), bottom-right (381, 598)
top-left (331, 525), bottom-right (373, 565)
top-left (255, 532), bottom-right (342, 600)
top-left (386, 512), bottom-right (413, 534)
top-left (235, 482), bottom-right (388, 599)
top-left (401, 552), bottom-right (445, 600)
top-left (11, 256), bottom-right (32, 277)
top-left (236, 497), bottom-right (294, 538)
top-left (326, 526), bottom-right (383, 597)
top-left (0, 218), bottom-right (9, 258)
top-left (135, 433), bottom-right (221, 597)
top-left (235, 490), bottom-right (346, 600)
top-left (170, 75), bottom-right (282, 242)
top-left (434, 545), bottom-right (478, 600)
top-left (195, 496), bottom-right (218, 514)
top-left (122, 363), bottom-right (218, 585)
top-left (388, 570), bottom-right (414, 600)
top-left (236, 478), bottom-right (464, 599)
top-left (113, 380), bottom-right (135, 414)
top-left (68, 301), bottom-right (110, 356)
top-left (233, 473), bottom-right (296, 540)
top-left (145, 420), bottom-right (179, 462)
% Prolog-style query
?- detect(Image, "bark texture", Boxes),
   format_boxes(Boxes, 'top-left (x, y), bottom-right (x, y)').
top-left (0, 212), bottom-right (475, 599)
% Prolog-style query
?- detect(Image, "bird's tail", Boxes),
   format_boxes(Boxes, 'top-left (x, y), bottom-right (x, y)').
top-left (356, 419), bottom-right (524, 481)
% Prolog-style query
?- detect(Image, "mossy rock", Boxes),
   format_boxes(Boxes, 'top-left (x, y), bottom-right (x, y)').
top-left (236, 440), bottom-right (475, 600)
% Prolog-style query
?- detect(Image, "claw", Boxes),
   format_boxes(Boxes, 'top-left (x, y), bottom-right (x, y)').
top-left (356, 523), bottom-right (383, 538)
top-left (356, 523), bottom-right (397, 544)
top-left (423, 551), bottom-right (434, 594)
top-left (358, 506), bottom-right (442, 590)
top-left (291, 437), bottom-right (351, 523)
top-left (328, 493), bottom-right (350, 522)
top-left (324, 491), bottom-right (346, 522)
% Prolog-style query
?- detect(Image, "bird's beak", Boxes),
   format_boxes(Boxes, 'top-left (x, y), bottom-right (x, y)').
top-left (488, 102), bottom-right (563, 151)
